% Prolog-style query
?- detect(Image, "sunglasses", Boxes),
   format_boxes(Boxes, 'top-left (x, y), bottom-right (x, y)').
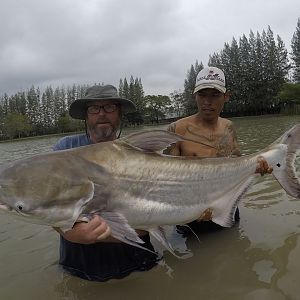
top-left (87, 104), bottom-right (118, 114)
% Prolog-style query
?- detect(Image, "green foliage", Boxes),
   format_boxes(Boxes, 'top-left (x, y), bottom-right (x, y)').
top-left (56, 115), bottom-right (71, 133)
top-left (26, 85), bottom-right (41, 134)
top-left (144, 95), bottom-right (171, 123)
top-left (291, 18), bottom-right (300, 83)
top-left (277, 83), bottom-right (300, 114)
top-left (119, 76), bottom-right (146, 116)
top-left (125, 111), bottom-right (144, 126)
top-left (169, 90), bottom-right (185, 117)
top-left (0, 84), bottom-right (89, 140)
top-left (206, 26), bottom-right (290, 116)
top-left (2, 20), bottom-right (300, 139)
top-left (183, 60), bottom-right (204, 115)
top-left (56, 114), bottom-right (85, 133)
top-left (278, 83), bottom-right (300, 102)
top-left (4, 113), bottom-right (32, 139)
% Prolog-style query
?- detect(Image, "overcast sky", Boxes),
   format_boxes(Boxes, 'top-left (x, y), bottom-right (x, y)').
top-left (0, 0), bottom-right (299, 97)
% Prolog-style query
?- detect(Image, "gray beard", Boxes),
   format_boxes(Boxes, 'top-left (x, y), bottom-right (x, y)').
top-left (89, 124), bottom-right (117, 142)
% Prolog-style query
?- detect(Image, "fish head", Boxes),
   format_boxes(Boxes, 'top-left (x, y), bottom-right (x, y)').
top-left (0, 153), bottom-right (99, 229)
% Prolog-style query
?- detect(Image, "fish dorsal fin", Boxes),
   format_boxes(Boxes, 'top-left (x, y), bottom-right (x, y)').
top-left (118, 129), bottom-right (183, 152)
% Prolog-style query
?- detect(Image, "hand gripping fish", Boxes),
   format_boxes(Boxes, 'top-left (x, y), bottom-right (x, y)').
top-left (0, 125), bottom-right (300, 256)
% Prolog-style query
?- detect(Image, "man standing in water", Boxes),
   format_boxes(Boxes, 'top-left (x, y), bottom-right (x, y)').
top-left (53, 84), bottom-right (158, 281)
top-left (166, 67), bottom-right (272, 230)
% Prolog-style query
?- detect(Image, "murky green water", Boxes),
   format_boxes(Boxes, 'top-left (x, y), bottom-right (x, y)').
top-left (1, 115), bottom-right (300, 300)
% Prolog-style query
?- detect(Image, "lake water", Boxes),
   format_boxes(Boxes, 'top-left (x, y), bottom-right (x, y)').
top-left (1, 115), bottom-right (300, 300)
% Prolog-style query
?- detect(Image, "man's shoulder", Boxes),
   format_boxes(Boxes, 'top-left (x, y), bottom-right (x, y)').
top-left (219, 117), bottom-right (234, 128)
top-left (167, 116), bottom-right (195, 134)
top-left (53, 134), bottom-right (90, 151)
top-left (175, 115), bottom-right (195, 124)
top-left (218, 118), bottom-right (237, 140)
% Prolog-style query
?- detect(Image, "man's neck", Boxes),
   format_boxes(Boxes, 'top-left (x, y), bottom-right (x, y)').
top-left (195, 114), bottom-right (219, 129)
top-left (89, 134), bottom-right (117, 144)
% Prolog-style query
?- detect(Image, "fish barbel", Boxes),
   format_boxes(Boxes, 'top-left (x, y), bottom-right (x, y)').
top-left (0, 125), bottom-right (300, 255)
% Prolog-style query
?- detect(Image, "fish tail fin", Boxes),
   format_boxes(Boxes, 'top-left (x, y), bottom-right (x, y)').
top-left (272, 124), bottom-right (300, 199)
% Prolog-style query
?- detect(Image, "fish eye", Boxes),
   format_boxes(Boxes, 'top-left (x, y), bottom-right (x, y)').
top-left (15, 201), bottom-right (25, 211)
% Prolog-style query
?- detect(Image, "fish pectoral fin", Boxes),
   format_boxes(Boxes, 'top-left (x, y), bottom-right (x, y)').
top-left (99, 211), bottom-right (157, 255)
top-left (100, 211), bottom-right (143, 243)
top-left (149, 226), bottom-right (186, 259)
top-left (118, 130), bottom-right (183, 152)
top-left (56, 181), bottom-right (95, 233)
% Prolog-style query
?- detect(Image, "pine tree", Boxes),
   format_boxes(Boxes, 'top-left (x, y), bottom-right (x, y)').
top-left (123, 79), bottom-right (129, 99)
top-left (119, 76), bottom-right (145, 124)
top-left (53, 87), bottom-right (64, 126)
top-left (26, 85), bottom-right (40, 135)
top-left (206, 27), bottom-right (289, 116)
top-left (119, 79), bottom-right (124, 97)
top-left (208, 52), bottom-right (222, 66)
top-left (217, 38), bottom-right (241, 116)
top-left (262, 27), bottom-right (289, 113)
top-left (129, 75), bottom-right (135, 101)
top-left (276, 35), bottom-right (290, 82)
top-left (238, 34), bottom-right (252, 113)
top-left (246, 30), bottom-right (264, 114)
top-left (2, 93), bottom-right (9, 115)
top-left (0, 101), bottom-right (4, 136)
top-left (134, 77), bottom-right (145, 113)
top-left (41, 86), bottom-right (54, 133)
top-left (183, 60), bottom-right (203, 115)
top-left (291, 18), bottom-right (300, 83)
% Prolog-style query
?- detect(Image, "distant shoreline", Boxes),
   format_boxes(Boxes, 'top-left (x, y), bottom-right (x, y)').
top-left (0, 114), bottom-right (294, 143)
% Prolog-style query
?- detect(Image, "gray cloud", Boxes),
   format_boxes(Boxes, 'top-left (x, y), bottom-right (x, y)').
top-left (0, 0), bottom-right (299, 96)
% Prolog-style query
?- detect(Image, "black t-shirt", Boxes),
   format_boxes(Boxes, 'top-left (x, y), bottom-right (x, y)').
top-left (59, 234), bottom-right (158, 281)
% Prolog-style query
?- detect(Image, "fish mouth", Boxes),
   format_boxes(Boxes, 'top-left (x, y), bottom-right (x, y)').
top-left (0, 201), bottom-right (30, 217)
top-left (0, 202), bottom-right (12, 212)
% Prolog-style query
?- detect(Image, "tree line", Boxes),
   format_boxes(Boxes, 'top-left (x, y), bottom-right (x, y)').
top-left (180, 22), bottom-right (300, 117)
top-left (0, 79), bottom-right (172, 139)
top-left (1, 19), bottom-right (300, 140)
top-left (119, 76), bottom-right (171, 125)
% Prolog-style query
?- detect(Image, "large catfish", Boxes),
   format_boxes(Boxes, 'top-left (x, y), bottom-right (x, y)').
top-left (0, 125), bottom-right (300, 255)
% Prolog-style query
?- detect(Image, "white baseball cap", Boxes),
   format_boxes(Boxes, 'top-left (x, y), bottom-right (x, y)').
top-left (194, 67), bottom-right (226, 94)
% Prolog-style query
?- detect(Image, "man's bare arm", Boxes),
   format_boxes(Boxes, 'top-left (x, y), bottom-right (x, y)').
top-left (53, 215), bottom-right (113, 244)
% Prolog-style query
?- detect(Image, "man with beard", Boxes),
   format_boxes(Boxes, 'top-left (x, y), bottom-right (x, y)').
top-left (53, 85), bottom-right (158, 281)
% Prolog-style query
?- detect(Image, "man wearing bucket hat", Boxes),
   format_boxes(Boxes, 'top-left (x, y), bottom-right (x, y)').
top-left (165, 67), bottom-right (272, 231)
top-left (56, 84), bottom-right (136, 146)
top-left (53, 84), bottom-right (158, 281)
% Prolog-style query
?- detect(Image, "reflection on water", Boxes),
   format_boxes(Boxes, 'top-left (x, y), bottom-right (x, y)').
top-left (1, 115), bottom-right (300, 299)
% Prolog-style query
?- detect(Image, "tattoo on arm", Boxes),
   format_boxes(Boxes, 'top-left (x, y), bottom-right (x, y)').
top-left (167, 122), bottom-right (176, 133)
top-left (227, 124), bottom-right (241, 156)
